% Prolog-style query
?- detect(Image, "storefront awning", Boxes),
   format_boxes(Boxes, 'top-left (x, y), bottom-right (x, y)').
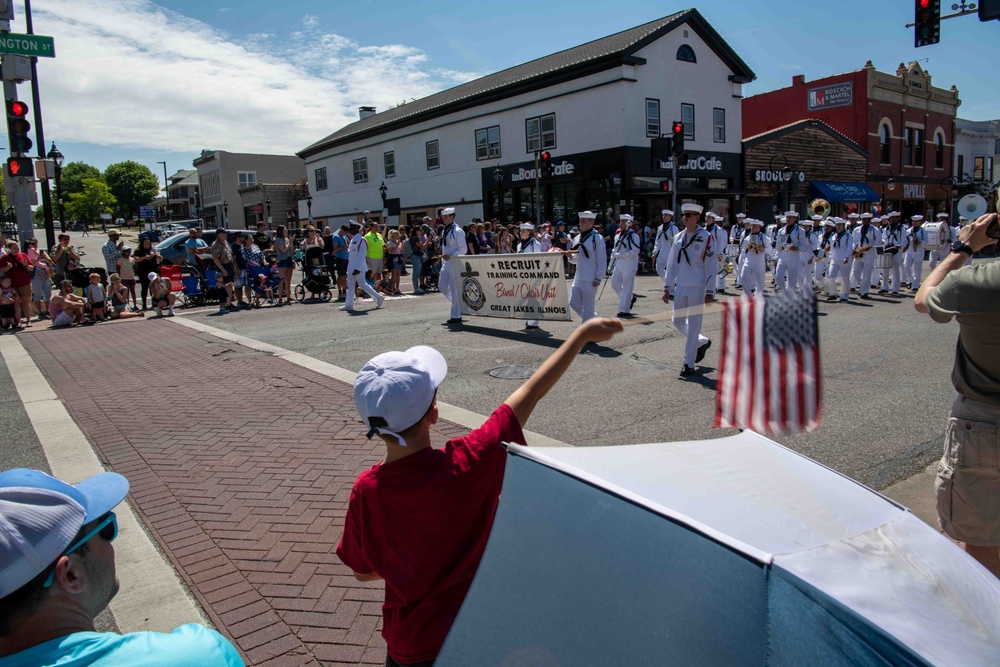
top-left (811, 181), bottom-right (880, 203)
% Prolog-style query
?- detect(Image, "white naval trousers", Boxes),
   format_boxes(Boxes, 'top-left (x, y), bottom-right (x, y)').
top-left (774, 253), bottom-right (801, 292)
top-left (673, 286), bottom-right (710, 368)
top-left (655, 251), bottom-right (670, 282)
top-left (887, 252), bottom-right (905, 293)
top-left (737, 259), bottom-right (766, 295)
top-left (826, 258), bottom-right (851, 299)
top-left (928, 247), bottom-right (949, 270)
top-left (439, 257), bottom-right (463, 319)
top-left (611, 256), bottom-right (638, 313)
top-left (853, 252), bottom-right (876, 296)
top-left (345, 271), bottom-right (381, 309)
top-left (813, 256), bottom-right (828, 287)
top-left (570, 280), bottom-right (599, 322)
top-left (798, 255), bottom-right (814, 290)
top-left (903, 249), bottom-right (924, 288)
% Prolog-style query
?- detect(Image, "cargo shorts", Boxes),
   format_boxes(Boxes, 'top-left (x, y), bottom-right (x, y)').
top-left (935, 396), bottom-right (1000, 546)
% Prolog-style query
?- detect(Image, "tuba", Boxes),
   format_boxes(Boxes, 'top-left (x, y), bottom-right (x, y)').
top-left (808, 198), bottom-right (831, 219)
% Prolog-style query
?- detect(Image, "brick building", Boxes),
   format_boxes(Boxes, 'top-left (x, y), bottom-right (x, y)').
top-left (743, 119), bottom-right (873, 221)
top-left (742, 61), bottom-right (961, 218)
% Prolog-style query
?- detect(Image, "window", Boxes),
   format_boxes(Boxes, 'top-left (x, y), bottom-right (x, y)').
top-left (676, 44), bottom-right (697, 63)
top-left (934, 132), bottom-right (944, 169)
top-left (525, 113), bottom-right (556, 152)
top-left (713, 108), bottom-right (725, 143)
top-left (237, 171), bottom-right (256, 189)
top-left (995, 139), bottom-right (1000, 155)
top-left (353, 157), bottom-right (368, 183)
top-left (384, 151), bottom-right (395, 178)
top-left (426, 140), bottom-right (439, 170)
top-left (913, 128), bottom-right (924, 167)
top-left (475, 126), bottom-right (501, 160)
top-left (879, 123), bottom-right (891, 164)
top-left (974, 156), bottom-right (985, 181)
top-left (681, 104), bottom-right (695, 140)
top-left (314, 167), bottom-right (327, 191)
top-left (645, 99), bottom-right (660, 138)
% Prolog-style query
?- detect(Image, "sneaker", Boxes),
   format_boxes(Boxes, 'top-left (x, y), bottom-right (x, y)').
top-left (415, 288), bottom-right (426, 295)
top-left (167, 308), bottom-right (175, 317)
top-left (339, 304), bottom-right (353, 311)
top-left (375, 295), bottom-right (385, 309)
top-left (696, 340), bottom-right (712, 363)
top-left (218, 307), bottom-right (229, 314)
top-left (155, 308), bottom-right (164, 317)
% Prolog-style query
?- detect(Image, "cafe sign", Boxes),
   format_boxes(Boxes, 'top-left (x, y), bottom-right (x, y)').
top-left (510, 160), bottom-right (576, 183)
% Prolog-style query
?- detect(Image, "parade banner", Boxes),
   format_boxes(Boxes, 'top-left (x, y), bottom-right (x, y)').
top-left (455, 252), bottom-right (571, 321)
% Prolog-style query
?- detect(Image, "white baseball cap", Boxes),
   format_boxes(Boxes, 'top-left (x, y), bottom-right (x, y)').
top-left (147, 271), bottom-right (159, 282)
top-left (354, 346), bottom-right (447, 447)
top-left (0, 468), bottom-right (129, 599)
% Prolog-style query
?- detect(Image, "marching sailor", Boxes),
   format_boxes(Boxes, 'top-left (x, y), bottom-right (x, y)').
top-left (798, 217), bottom-right (819, 291)
top-left (737, 219), bottom-right (770, 296)
top-left (870, 215), bottom-right (886, 290)
top-left (662, 203), bottom-right (715, 378)
top-left (825, 218), bottom-right (853, 302)
top-left (567, 211), bottom-right (607, 322)
top-left (730, 212), bottom-right (747, 244)
top-left (928, 212), bottom-right (952, 270)
top-left (773, 210), bottom-right (806, 292)
top-left (704, 212), bottom-right (730, 295)
top-left (814, 218), bottom-right (835, 287)
top-left (341, 220), bottom-right (385, 312)
top-left (516, 222), bottom-right (544, 329)
top-left (851, 212), bottom-right (880, 299)
top-left (880, 211), bottom-right (906, 295)
top-left (652, 209), bottom-right (678, 282)
top-left (438, 207), bottom-right (467, 323)
top-left (610, 214), bottom-right (641, 317)
top-left (903, 214), bottom-right (927, 290)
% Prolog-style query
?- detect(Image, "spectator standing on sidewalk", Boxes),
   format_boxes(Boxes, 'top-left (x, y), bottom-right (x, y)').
top-left (364, 221), bottom-right (386, 277)
top-left (25, 239), bottom-right (53, 320)
top-left (210, 228), bottom-right (236, 314)
top-left (0, 469), bottom-right (243, 666)
top-left (101, 231), bottom-right (123, 276)
top-left (0, 241), bottom-right (33, 328)
top-left (116, 247), bottom-right (138, 311)
top-left (385, 229), bottom-right (404, 295)
top-left (915, 212), bottom-right (1000, 578)
top-left (133, 237), bottom-right (160, 311)
top-left (183, 228), bottom-right (209, 272)
top-left (338, 317), bottom-right (622, 666)
top-left (254, 221), bottom-right (272, 252)
top-left (49, 234), bottom-right (77, 285)
top-left (409, 225), bottom-right (428, 294)
top-left (273, 225), bottom-right (295, 305)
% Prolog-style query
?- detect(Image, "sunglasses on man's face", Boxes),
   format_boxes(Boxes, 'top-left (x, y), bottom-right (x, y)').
top-left (42, 511), bottom-right (118, 588)
top-left (682, 212), bottom-right (699, 218)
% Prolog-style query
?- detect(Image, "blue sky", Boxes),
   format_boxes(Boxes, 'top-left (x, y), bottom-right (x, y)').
top-left (17, 0), bottom-right (1000, 193)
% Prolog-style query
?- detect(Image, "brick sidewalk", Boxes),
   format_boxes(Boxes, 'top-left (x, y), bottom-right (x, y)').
top-left (20, 320), bottom-right (468, 666)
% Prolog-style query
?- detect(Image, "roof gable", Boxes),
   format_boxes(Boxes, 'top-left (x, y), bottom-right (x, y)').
top-left (299, 8), bottom-right (755, 158)
top-left (742, 118), bottom-right (867, 156)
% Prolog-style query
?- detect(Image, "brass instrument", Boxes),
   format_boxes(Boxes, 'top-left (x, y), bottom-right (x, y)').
top-left (746, 243), bottom-right (762, 254)
top-left (850, 245), bottom-right (873, 259)
top-left (808, 198), bottom-right (831, 219)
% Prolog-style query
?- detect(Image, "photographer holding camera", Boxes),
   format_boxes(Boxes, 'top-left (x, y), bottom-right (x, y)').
top-left (915, 212), bottom-right (1000, 577)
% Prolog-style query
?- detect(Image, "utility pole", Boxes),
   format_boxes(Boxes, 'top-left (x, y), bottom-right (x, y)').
top-left (1, 2), bottom-right (32, 243)
top-left (24, 0), bottom-right (53, 248)
top-left (533, 150), bottom-right (542, 227)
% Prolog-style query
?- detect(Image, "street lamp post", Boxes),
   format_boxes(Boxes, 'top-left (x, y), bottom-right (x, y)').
top-left (873, 167), bottom-right (895, 216)
top-left (223, 201), bottom-right (228, 229)
top-left (493, 166), bottom-right (504, 223)
top-left (306, 195), bottom-right (313, 224)
top-left (768, 153), bottom-right (793, 213)
top-left (265, 198), bottom-right (272, 229)
top-left (156, 161), bottom-right (170, 221)
top-left (939, 176), bottom-right (957, 219)
top-left (47, 142), bottom-right (64, 243)
top-left (99, 200), bottom-right (104, 232)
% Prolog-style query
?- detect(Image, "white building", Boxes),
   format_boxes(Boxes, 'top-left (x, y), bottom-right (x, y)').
top-left (298, 9), bottom-right (755, 229)
top-left (954, 118), bottom-right (999, 188)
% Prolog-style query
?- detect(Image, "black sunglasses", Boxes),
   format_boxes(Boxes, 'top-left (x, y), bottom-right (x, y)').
top-left (681, 212), bottom-right (699, 218)
top-left (42, 511), bottom-right (118, 588)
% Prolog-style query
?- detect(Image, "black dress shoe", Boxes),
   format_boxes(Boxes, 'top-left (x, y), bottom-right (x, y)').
top-left (860, 294), bottom-right (872, 300)
top-left (524, 324), bottom-right (539, 330)
top-left (696, 340), bottom-right (712, 363)
top-left (877, 289), bottom-right (888, 294)
top-left (826, 296), bottom-right (838, 301)
top-left (679, 365), bottom-right (695, 377)
top-left (630, 295), bottom-right (637, 309)
top-left (616, 312), bottom-right (633, 318)
top-left (446, 318), bottom-right (464, 324)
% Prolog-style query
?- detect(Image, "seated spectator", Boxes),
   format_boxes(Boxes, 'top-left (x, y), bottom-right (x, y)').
top-left (148, 272), bottom-right (176, 318)
top-left (48, 280), bottom-right (87, 327)
top-left (108, 274), bottom-right (144, 320)
top-left (0, 468), bottom-right (243, 666)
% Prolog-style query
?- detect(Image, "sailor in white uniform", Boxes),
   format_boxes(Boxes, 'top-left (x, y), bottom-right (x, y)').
top-left (610, 214), bottom-right (641, 317)
top-left (737, 219), bottom-right (770, 296)
top-left (773, 210), bottom-right (806, 292)
top-left (870, 216), bottom-right (886, 290)
top-left (662, 203), bottom-right (715, 378)
top-left (703, 212), bottom-right (730, 295)
top-left (903, 214), bottom-right (927, 290)
top-left (341, 220), bottom-right (384, 311)
top-left (652, 209), bottom-right (678, 282)
top-left (814, 218), bottom-right (835, 287)
top-left (516, 222), bottom-right (544, 329)
top-left (797, 217), bottom-right (819, 291)
top-left (438, 207), bottom-right (467, 323)
top-left (851, 213), bottom-right (880, 299)
top-left (567, 210), bottom-right (607, 322)
top-left (880, 211), bottom-right (906, 295)
top-left (928, 212), bottom-right (952, 270)
top-left (825, 218), bottom-right (853, 302)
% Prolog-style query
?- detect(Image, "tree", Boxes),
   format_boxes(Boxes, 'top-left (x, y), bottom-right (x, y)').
top-left (66, 178), bottom-right (116, 225)
top-left (104, 161), bottom-right (159, 220)
top-left (61, 161), bottom-right (104, 197)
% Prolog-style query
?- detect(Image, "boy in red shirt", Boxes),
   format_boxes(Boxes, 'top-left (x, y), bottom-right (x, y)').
top-left (337, 317), bottom-right (622, 666)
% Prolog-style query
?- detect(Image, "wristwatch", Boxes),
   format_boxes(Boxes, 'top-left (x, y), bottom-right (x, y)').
top-left (950, 240), bottom-right (973, 256)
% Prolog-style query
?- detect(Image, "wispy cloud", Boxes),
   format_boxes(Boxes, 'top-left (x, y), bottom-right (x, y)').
top-left (725, 17), bottom-right (806, 38)
top-left (27, 1), bottom-right (483, 155)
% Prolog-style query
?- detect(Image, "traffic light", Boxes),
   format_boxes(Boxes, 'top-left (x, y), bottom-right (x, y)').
top-left (914, 0), bottom-right (941, 47)
top-left (6, 156), bottom-right (34, 178)
top-left (6, 99), bottom-right (31, 154)
top-left (540, 151), bottom-right (553, 178)
top-left (671, 121), bottom-right (685, 156)
top-left (659, 180), bottom-right (671, 193)
top-left (980, 0), bottom-right (1000, 21)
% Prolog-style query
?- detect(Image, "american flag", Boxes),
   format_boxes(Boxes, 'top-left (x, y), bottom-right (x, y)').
top-left (714, 291), bottom-right (821, 434)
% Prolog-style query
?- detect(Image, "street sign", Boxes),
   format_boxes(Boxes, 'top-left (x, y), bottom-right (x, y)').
top-left (0, 34), bottom-right (55, 58)
top-left (139, 206), bottom-right (156, 219)
top-left (100, 212), bottom-right (113, 220)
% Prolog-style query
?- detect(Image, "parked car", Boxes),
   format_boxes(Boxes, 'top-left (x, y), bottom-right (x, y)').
top-left (154, 232), bottom-right (192, 266)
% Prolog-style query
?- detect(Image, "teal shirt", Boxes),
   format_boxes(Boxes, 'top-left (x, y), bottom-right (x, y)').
top-left (0, 624), bottom-right (243, 667)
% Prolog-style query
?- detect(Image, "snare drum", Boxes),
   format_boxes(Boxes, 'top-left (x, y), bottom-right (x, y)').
top-left (724, 244), bottom-right (740, 261)
top-left (874, 252), bottom-right (893, 269)
top-left (923, 222), bottom-right (944, 251)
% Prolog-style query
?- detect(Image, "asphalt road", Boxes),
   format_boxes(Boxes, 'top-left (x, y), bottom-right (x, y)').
top-left (177, 262), bottom-right (989, 491)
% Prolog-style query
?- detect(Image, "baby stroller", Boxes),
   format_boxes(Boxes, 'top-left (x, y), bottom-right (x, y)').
top-left (295, 246), bottom-right (333, 302)
top-left (248, 266), bottom-right (279, 307)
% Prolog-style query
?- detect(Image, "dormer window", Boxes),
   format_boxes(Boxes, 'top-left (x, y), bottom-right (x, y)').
top-left (677, 44), bottom-right (696, 63)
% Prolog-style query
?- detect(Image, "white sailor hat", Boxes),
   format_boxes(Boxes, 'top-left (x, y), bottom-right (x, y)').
top-left (749, 218), bottom-right (763, 226)
top-left (959, 216), bottom-right (968, 222)
top-left (518, 222), bottom-right (535, 230)
top-left (681, 203), bottom-right (703, 215)
top-left (811, 215), bottom-right (823, 222)
top-left (661, 209), bottom-right (673, 216)
top-left (440, 207), bottom-right (456, 216)
top-left (936, 212), bottom-right (948, 218)
top-left (911, 214), bottom-right (924, 221)
top-left (847, 212), bottom-right (860, 219)
top-left (800, 219), bottom-right (814, 226)
top-left (348, 219), bottom-right (363, 229)
top-left (705, 211), bottom-right (717, 220)
top-left (861, 212), bottom-right (872, 219)
top-left (619, 213), bottom-right (634, 222)
top-left (578, 210), bottom-right (597, 219)
top-left (736, 212), bottom-right (746, 219)
top-left (888, 211), bottom-right (901, 218)
top-left (823, 218), bottom-right (836, 227)
top-left (743, 218), bottom-right (753, 225)
top-left (872, 217), bottom-right (882, 223)
top-left (834, 217), bottom-right (846, 225)
top-left (779, 216), bottom-right (787, 224)
top-left (784, 210), bottom-right (799, 218)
